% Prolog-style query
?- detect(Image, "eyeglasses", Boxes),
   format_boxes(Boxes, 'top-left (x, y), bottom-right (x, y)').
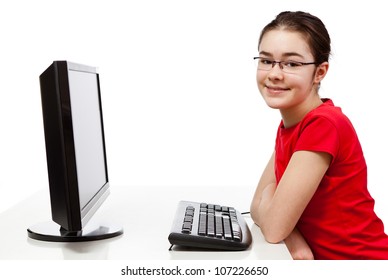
top-left (253, 57), bottom-right (317, 74)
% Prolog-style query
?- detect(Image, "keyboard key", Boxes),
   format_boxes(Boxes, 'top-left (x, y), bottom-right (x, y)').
top-left (207, 213), bottom-right (215, 237)
top-left (231, 220), bottom-right (242, 241)
top-left (198, 212), bottom-right (207, 235)
top-left (222, 216), bottom-right (232, 239)
top-left (182, 221), bottom-right (192, 234)
top-left (185, 209), bottom-right (194, 217)
top-left (184, 215), bottom-right (193, 223)
top-left (215, 215), bottom-right (223, 238)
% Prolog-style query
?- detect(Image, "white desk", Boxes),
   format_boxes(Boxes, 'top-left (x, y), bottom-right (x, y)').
top-left (0, 185), bottom-right (291, 260)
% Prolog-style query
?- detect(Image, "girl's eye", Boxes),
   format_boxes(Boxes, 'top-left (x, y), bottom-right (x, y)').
top-left (260, 59), bottom-right (273, 65)
top-left (284, 61), bottom-right (302, 68)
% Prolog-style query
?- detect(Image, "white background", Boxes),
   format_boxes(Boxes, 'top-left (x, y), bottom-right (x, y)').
top-left (1, 0), bottom-right (387, 228)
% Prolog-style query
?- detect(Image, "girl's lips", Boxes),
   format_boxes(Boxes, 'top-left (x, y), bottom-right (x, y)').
top-left (265, 85), bottom-right (290, 94)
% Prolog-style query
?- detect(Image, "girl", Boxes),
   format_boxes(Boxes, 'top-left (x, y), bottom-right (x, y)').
top-left (250, 11), bottom-right (388, 259)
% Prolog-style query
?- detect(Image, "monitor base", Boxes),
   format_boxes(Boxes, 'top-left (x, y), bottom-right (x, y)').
top-left (27, 221), bottom-right (123, 242)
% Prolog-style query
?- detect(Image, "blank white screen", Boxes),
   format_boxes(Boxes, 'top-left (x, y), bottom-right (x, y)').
top-left (68, 70), bottom-right (107, 210)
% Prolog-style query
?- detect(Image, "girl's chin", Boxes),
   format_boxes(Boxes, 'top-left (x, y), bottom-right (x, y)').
top-left (262, 96), bottom-right (288, 109)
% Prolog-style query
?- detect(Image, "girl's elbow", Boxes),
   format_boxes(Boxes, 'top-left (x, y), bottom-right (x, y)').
top-left (264, 233), bottom-right (284, 244)
top-left (261, 225), bottom-right (288, 244)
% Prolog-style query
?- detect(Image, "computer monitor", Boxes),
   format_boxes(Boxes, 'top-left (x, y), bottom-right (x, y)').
top-left (27, 61), bottom-right (123, 242)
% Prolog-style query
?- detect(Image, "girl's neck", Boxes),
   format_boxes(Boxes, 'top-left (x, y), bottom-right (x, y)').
top-left (280, 95), bottom-right (323, 128)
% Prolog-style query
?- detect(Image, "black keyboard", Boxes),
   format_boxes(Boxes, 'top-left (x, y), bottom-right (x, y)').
top-left (168, 201), bottom-right (252, 250)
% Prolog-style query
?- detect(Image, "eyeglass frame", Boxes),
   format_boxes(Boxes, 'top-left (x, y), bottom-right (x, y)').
top-left (253, 56), bottom-right (318, 72)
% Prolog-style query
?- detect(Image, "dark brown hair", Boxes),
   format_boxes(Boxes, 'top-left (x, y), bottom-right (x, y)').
top-left (259, 11), bottom-right (331, 64)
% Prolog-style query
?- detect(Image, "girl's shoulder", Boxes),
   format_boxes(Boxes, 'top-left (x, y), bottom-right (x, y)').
top-left (304, 99), bottom-right (351, 129)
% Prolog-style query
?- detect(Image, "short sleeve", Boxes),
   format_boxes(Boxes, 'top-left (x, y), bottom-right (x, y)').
top-left (295, 116), bottom-right (339, 159)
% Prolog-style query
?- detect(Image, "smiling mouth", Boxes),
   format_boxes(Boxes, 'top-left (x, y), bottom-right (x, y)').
top-left (265, 85), bottom-right (290, 94)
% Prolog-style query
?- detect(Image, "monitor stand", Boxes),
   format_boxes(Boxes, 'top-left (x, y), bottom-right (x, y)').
top-left (27, 221), bottom-right (123, 242)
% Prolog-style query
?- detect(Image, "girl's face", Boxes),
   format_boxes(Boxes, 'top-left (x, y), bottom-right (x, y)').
top-left (257, 29), bottom-right (326, 112)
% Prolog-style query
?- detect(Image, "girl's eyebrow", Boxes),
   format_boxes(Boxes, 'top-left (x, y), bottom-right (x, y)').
top-left (259, 50), bottom-right (305, 59)
top-left (259, 51), bottom-right (272, 57)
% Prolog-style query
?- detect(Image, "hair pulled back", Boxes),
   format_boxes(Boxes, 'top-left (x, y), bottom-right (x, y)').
top-left (259, 11), bottom-right (331, 64)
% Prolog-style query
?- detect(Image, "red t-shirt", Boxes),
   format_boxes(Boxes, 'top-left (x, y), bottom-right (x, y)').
top-left (275, 99), bottom-right (388, 259)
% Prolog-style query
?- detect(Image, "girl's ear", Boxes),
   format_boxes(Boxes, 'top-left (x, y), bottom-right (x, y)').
top-left (314, 62), bottom-right (329, 84)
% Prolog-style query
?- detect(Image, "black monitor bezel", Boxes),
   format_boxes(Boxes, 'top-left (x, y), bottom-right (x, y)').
top-left (39, 60), bottom-right (110, 232)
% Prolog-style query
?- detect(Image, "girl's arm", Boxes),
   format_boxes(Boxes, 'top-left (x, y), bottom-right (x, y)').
top-left (250, 151), bottom-right (276, 218)
top-left (284, 228), bottom-right (314, 260)
top-left (251, 150), bottom-right (331, 243)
